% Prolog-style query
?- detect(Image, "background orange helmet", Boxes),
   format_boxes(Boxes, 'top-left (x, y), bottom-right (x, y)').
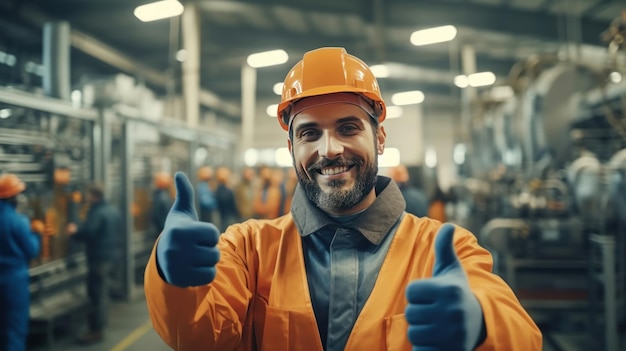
top-left (197, 166), bottom-right (213, 181)
top-left (276, 47), bottom-right (386, 131)
top-left (154, 172), bottom-right (173, 190)
top-left (0, 174), bottom-right (26, 199)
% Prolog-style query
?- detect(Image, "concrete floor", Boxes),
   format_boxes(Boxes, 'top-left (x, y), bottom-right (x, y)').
top-left (26, 290), bottom-right (618, 351)
top-left (28, 288), bottom-right (172, 351)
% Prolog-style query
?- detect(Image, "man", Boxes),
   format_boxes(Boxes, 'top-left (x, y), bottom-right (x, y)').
top-left (233, 167), bottom-right (255, 221)
top-left (67, 183), bottom-right (121, 345)
top-left (145, 47), bottom-right (542, 350)
top-left (389, 164), bottom-right (429, 217)
top-left (151, 171), bottom-right (174, 239)
top-left (214, 167), bottom-right (239, 231)
top-left (0, 174), bottom-right (41, 351)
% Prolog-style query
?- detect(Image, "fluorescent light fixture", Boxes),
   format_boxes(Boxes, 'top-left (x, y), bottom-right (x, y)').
top-left (454, 75), bottom-right (469, 88)
top-left (410, 25), bottom-right (457, 46)
top-left (275, 148), bottom-right (293, 167)
top-left (425, 148), bottom-right (437, 168)
top-left (391, 90), bottom-right (425, 105)
top-left (244, 149), bottom-right (259, 167)
top-left (71, 90), bottom-right (82, 107)
top-left (134, 0), bottom-right (184, 22)
top-left (175, 49), bottom-right (188, 62)
top-left (468, 72), bottom-right (496, 87)
top-left (370, 64), bottom-right (389, 78)
top-left (378, 148), bottom-right (400, 168)
top-left (453, 144), bottom-right (466, 165)
top-left (266, 104), bottom-right (279, 117)
top-left (273, 82), bottom-right (284, 95)
top-left (0, 108), bottom-right (12, 119)
top-left (386, 106), bottom-right (404, 119)
top-left (247, 49), bottom-right (288, 68)
top-left (454, 72), bottom-right (496, 88)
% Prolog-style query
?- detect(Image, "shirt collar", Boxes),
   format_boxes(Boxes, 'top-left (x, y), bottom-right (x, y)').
top-left (291, 176), bottom-right (406, 245)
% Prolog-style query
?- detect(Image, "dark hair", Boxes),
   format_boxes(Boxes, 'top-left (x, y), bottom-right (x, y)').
top-left (88, 183), bottom-right (105, 200)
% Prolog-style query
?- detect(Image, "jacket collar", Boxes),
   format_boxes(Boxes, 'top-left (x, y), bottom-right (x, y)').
top-left (291, 176), bottom-right (406, 245)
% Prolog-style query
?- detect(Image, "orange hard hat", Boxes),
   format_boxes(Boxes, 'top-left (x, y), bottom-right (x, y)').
top-left (0, 174), bottom-right (26, 199)
top-left (154, 172), bottom-right (173, 190)
top-left (216, 167), bottom-right (230, 184)
top-left (197, 166), bottom-right (213, 181)
top-left (276, 47), bottom-right (386, 131)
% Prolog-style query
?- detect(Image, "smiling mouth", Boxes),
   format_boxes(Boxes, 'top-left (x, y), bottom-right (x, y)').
top-left (318, 165), bottom-right (352, 176)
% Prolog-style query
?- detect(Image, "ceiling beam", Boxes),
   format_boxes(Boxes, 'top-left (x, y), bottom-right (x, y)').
top-left (189, 0), bottom-right (611, 46)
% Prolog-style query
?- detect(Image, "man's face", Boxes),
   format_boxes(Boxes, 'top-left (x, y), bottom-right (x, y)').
top-left (287, 96), bottom-right (386, 215)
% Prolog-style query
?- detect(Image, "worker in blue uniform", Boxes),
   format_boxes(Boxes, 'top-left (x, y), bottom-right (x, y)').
top-left (0, 174), bottom-right (41, 351)
top-left (67, 183), bottom-right (121, 345)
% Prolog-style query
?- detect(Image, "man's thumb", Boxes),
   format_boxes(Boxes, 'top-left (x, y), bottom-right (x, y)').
top-left (432, 223), bottom-right (461, 276)
top-left (171, 172), bottom-right (198, 220)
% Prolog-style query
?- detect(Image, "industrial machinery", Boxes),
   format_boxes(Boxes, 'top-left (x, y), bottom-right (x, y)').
top-left (454, 20), bottom-right (626, 349)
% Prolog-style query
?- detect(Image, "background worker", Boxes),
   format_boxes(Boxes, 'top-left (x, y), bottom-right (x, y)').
top-left (151, 171), bottom-right (174, 239)
top-left (145, 47), bottom-right (542, 351)
top-left (0, 174), bottom-right (41, 351)
top-left (389, 164), bottom-right (429, 217)
top-left (66, 183), bottom-right (121, 345)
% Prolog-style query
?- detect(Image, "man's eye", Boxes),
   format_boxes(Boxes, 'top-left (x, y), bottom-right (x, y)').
top-left (339, 124), bottom-right (359, 133)
top-left (300, 130), bottom-right (319, 138)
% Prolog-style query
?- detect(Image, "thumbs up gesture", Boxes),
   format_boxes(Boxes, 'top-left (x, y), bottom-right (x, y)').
top-left (156, 172), bottom-right (221, 287)
top-left (405, 223), bottom-right (484, 351)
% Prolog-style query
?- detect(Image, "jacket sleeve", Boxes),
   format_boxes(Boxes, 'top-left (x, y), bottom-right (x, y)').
top-left (15, 215), bottom-right (41, 260)
top-left (453, 226), bottom-right (542, 350)
top-left (144, 224), bottom-right (254, 351)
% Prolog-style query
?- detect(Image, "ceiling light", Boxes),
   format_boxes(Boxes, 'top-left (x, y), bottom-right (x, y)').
top-left (410, 25), bottom-right (457, 46)
top-left (266, 104), bottom-right (279, 117)
top-left (244, 149), bottom-right (259, 167)
top-left (610, 71), bottom-right (622, 84)
top-left (386, 106), bottom-right (404, 119)
top-left (247, 50), bottom-right (288, 68)
top-left (0, 109), bottom-right (12, 119)
top-left (370, 64), bottom-right (389, 78)
top-left (454, 75), bottom-right (469, 88)
top-left (175, 49), bottom-right (188, 62)
top-left (425, 148), bottom-right (437, 168)
top-left (273, 82), bottom-right (284, 95)
top-left (468, 72), bottom-right (496, 87)
top-left (275, 148), bottom-right (292, 168)
top-left (454, 72), bottom-right (496, 88)
top-left (391, 90), bottom-right (425, 105)
top-left (379, 148), bottom-right (400, 168)
top-left (134, 0), bottom-right (184, 22)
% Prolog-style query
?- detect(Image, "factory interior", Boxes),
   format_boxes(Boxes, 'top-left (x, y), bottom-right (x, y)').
top-left (0, 0), bottom-right (626, 350)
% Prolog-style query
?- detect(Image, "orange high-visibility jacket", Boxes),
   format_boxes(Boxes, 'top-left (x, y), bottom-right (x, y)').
top-left (145, 216), bottom-right (542, 351)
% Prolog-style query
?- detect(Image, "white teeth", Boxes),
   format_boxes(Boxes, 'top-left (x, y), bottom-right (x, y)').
top-left (321, 166), bottom-right (347, 175)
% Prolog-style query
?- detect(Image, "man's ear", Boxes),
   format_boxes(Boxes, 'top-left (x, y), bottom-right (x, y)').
top-left (377, 125), bottom-right (386, 155)
top-left (288, 138), bottom-right (292, 154)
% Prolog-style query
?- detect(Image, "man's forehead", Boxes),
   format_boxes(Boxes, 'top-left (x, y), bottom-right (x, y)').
top-left (291, 105), bottom-right (370, 127)
top-left (287, 92), bottom-right (376, 130)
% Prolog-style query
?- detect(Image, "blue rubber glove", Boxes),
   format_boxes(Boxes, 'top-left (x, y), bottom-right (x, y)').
top-left (156, 172), bottom-right (221, 287)
top-left (405, 223), bottom-right (484, 351)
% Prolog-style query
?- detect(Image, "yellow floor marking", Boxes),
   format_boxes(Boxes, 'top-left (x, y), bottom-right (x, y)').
top-left (109, 319), bottom-right (153, 351)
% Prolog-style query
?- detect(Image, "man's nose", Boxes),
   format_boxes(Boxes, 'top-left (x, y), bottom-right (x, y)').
top-left (318, 132), bottom-right (344, 159)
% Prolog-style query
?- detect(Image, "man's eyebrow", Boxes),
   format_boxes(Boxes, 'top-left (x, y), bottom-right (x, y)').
top-left (294, 122), bottom-right (319, 134)
top-left (294, 115), bottom-right (365, 134)
top-left (336, 116), bottom-right (364, 125)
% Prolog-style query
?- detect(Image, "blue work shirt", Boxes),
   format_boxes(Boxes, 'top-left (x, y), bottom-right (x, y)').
top-left (290, 176), bottom-right (406, 351)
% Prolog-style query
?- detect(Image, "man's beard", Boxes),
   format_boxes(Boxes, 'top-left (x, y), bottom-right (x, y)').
top-left (296, 156), bottom-right (378, 212)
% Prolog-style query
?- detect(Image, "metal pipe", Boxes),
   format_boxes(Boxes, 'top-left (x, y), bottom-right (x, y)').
top-left (43, 21), bottom-right (71, 101)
